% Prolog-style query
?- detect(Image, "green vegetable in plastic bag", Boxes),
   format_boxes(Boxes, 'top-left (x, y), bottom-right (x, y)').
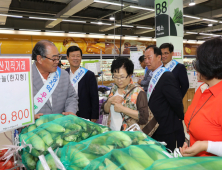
top-left (146, 156), bottom-right (222, 170)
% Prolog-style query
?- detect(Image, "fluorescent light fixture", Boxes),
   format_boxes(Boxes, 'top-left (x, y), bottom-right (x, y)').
top-left (189, 2), bottom-right (196, 6)
top-left (137, 26), bottom-right (153, 29)
top-left (140, 36), bottom-right (152, 39)
top-left (186, 31), bottom-right (198, 34)
top-left (90, 22), bottom-right (111, 25)
top-left (212, 34), bottom-right (221, 37)
top-left (125, 35), bottom-right (138, 38)
top-left (19, 29), bottom-right (41, 32)
top-left (29, 17), bottom-right (56, 21)
top-left (116, 24), bottom-right (133, 28)
top-left (69, 32), bottom-right (85, 34)
top-left (0, 14), bottom-right (22, 18)
top-left (109, 16), bottom-right (115, 21)
top-left (202, 18), bottom-right (218, 22)
top-left (208, 23), bottom-right (213, 27)
top-left (63, 20), bottom-right (86, 23)
top-left (45, 30), bottom-right (64, 33)
top-left (188, 40), bottom-right (197, 42)
top-left (0, 28), bottom-right (14, 30)
top-left (219, 21), bottom-right (222, 23)
top-left (199, 33), bottom-right (213, 36)
top-left (130, 5), bottom-right (155, 11)
top-left (183, 15), bottom-right (200, 19)
top-left (89, 33), bottom-right (105, 35)
top-left (94, 0), bottom-right (124, 6)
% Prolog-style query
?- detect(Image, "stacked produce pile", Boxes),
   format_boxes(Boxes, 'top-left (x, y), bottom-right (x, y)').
top-left (55, 131), bottom-right (169, 170)
top-left (84, 144), bottom-right (169, 170)
top-left (19, 114), bottom-right (110, 170)
top-left (146, 156), bottom-right (222, 170)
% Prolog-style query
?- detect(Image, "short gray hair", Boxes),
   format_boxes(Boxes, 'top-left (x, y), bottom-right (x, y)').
top-left (32, 40), bottom-right (55, 61)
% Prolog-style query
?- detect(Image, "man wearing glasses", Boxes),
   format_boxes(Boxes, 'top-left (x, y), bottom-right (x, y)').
top-left (32, 40), bottom-right (78, 119)
top-left (160, 43), bottom-right (189, 149)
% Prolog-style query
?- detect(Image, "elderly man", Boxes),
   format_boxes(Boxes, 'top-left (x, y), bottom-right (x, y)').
top-left (144, 45), bottom-right (184, 151)
top-left (32, 40), bottom-right (78, 119)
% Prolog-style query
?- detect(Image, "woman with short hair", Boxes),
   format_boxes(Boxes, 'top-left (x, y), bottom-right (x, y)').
top-left (180, 37), bottom-right (222, 157)
top-left (103, 57), bottom-right (158, 136)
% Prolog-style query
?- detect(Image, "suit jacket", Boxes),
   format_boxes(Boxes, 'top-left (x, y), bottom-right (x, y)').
top-left (32, 62), bottom-right (78, 114)
top-left (172, 63), bottom-right (189, 98)
top-left (65, 68), bottom-right (99, 119)
top-left (148, 71), bottom-right (184, 135)
top-left (172, 63), bottom-right (189, 131)
top-left (140, 68), bottom-right (152, 92)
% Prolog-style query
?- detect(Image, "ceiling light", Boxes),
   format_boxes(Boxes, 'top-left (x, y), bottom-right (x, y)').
top-left (137, 26), bottom-right (153, 29)
top-left (140, 36), bottom-right (152, 39)
top-left (188, 40), bottom-right (197, 42)
top-left (94, 0), bottom-right (124, 6)
top-left (186, 31), bottom-right (198, 34)
top-left (69, 32), bottom-right (85, 34)
top-left (29, 17), bottom-right (56, 21)
top-left (183, 15), bottom-right (200, 19)
top-left (0, 14), bottom-right (22, 18)
top-left (116, 24), bottom-right (133, 28)
top-left (199, 33), bottom-right (213, 36)
top-left (90, 22), bottom-right (111, 25)
top-left (62, 20), bottom-right (86, 23)
top-left (219, 21), bottom-right (222, 23)
top-left (189, 0), bottom-right (196, 6)
top-left (0, 28), bottom-right (14, 30)
top-left (19, 29), bottom-right (41, 32)
top-left (130, 5), bottom-right (155, 11)
top-left (109, 16), bottom-right (115, 21)
top-left (202, 18), bottom-right (218, 22)
top-left (45, 30), bottom-right (64, 33)
top-left (208, 23), bottom-right (213, 27)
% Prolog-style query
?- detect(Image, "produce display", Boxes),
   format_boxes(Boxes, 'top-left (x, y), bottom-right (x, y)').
top-left (58, 131), bottom-right (168, 169)
top-left (19, 114), bottom-right (110, 170)
top-left (146, 156), bottom-right (222, 170)
top-left (84, 144), bottom-right (170, 170)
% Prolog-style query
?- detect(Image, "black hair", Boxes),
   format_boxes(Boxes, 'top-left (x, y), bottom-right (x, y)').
top-left (32, 40), bottom-right (55, 61)
top-left (111, 57), bottom-right (134, 76)
top-left (67, 46), bottom-right (82, 57)
top-left (145, 45), bottom-right (162, 56)
top-left (138, 55), bottom-right (144, 62)
top-left (159, 43), bottom-right (174, 53)
top-left (194, 37), bottom-right (222, 80)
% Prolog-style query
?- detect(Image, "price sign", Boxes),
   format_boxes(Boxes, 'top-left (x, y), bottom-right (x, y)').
top-left (130, 51), bottom-right (143, 70)
top-left (0, 57), bottom-right (34, 133)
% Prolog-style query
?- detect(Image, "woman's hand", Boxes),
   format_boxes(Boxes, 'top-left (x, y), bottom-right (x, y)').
top-left (109, 96), bottom-right (124, 104)
top-left (179, 141), bottom-right (208, 157)
top-left (112, 102), bottom-right (124, 113)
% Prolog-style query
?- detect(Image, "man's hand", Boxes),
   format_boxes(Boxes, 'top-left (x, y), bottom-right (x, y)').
top-left (179, 141), bottom-right (208, 157)
top-left (34, 113), bottom-right (43, 119)
top-left (62, 112), bottom-right (76, 116)
top-left (137, 79), bottom-right (142, 85)
top-left (91, 119), bottom-right (97, 123)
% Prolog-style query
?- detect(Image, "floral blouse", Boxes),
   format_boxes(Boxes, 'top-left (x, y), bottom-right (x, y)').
top-left (106, 80), bottom-right (148, 130)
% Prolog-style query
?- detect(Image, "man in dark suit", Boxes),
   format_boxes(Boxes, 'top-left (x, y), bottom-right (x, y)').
top-left (144, 45), bottom-right (184, 151)
top-left (160, 43), bottom-right (189, 148)
top-left (65, 46), bottom-right (99, 122)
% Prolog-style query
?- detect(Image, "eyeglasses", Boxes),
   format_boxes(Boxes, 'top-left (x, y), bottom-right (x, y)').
top-left (43, 55), bottom-right (62, 62)
top-left (112, 75), bottom-right (129, 81)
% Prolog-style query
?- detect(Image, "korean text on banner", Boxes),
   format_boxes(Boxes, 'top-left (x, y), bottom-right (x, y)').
top-left (0, 57), bottom-right (34, 133)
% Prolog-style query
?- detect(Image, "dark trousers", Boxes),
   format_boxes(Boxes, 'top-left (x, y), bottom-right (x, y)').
top-left (152, 132), bottom-right (176, 152)
top-left (175, 127), bottom-right (185, 148)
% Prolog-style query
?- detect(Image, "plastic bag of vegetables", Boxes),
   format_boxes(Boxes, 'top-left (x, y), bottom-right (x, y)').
top-left (146, 156), bottom-right (222, 170)
top-left (19, 114), bottom-right (109, 169)
top-left (59, 131), bottom-right (168, 169)
top-left (84, 144), bottom-right (170, 170)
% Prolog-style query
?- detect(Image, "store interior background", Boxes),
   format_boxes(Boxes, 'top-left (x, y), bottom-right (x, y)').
top-left (1, 0), bottom-right (222, 148)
